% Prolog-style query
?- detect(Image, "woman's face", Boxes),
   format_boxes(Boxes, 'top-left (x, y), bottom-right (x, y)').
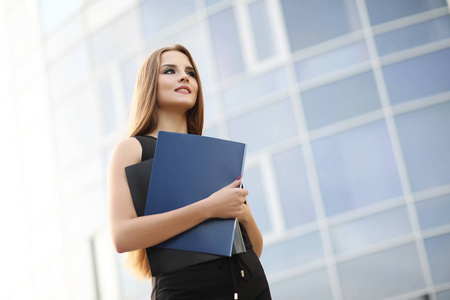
top-left (156, 50), bottom-right (198, 113)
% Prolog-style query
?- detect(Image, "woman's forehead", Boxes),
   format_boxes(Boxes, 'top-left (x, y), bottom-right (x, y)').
top-left (160, 51), bottom-right (191, 66)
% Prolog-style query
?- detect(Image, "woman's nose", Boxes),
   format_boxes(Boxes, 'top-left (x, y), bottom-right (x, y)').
top-left (179, 73), bottom-right (189, 83)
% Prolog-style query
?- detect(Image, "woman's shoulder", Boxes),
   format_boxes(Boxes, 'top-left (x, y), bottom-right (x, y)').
top-left (114, 137), bottom-right (141, 153)
top-left (110, 137), bottom-right (142, 167)
top-left (115, 136), bottom-right (140, 147)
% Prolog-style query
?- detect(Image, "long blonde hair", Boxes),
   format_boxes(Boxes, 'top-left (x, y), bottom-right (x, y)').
top-left (124, 44), bottom-right (204, 279)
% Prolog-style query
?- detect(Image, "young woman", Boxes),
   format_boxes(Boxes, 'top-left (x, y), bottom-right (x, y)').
top-left (107, 44), bottom-right (271, 299)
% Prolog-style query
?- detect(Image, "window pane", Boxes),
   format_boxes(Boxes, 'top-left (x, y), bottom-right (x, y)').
top-left (61, 157), bottom-right (104, 202)
top-left (330, 206), bottom-right (412, 255)
top-left (270, 269), bottom-right (333, 300)
top-left (338, 243), bottom-right (425, 300)
top-left (98, 77), bottom-right (116, 135)
top-left (416, 194), bottom-right (450, 230)
top-left (395, 101), bottom-right (450, 192)
top-left (120, 57), bottom-right (139, 107)
top-left (365, 0), bottom-right (447, 26)
top-left (312, 120), bottom-right (403, 216)
top-left (54, 88), bottom-right (102, 170)
top-left (49, 43), bottom-right (89, 99)
top-left (273, 146), bottom-right (316, 229)
top-left (85, 0), bottom-right (136, 33)
top-left (424, 233), bottom-right (450, 284)
top-left (375, 16), bottom-right (450, 56)
top-left (295, 40), bottom-right (369, 82)
top-left (244, 166), bottom-right (271, 234)
top-left (30, 212), bottom-right (62, 262)
top-left (249, 0), bottom-right (276, 60)
top-left (12, 48), bottom-right (45, 97)
top-left (204, 94), bottom-right (220, 124)
top-left (141, 0), bottom-right (196, 39)
top-left (205, 0), bottom-right (229, 7)
top-left (209, 8), bottom-right (245, 79)
top-left (66, 241), bottom-right (96, 299)
top-left (62, 186), bottom-right (105, 240)
top-left (92, 230), bottom-right (130, 299)
top-left (91, 12), bottom-right (139, 68)
top-left (437, 289), bottom-right (450, 300)
top-left (17, 76), bottom-right (49, 129)
top-left (383, 48), bottom-right (450, 105)
top-left (222, 67), bottom-right (288, 113)
top-left (281, 0), bottom-right (360, 51)
top-left (39, 0), bottom-right (83, 34)
top-left (7, 2), bottom-right (41, 66)
top-left (227, 99), bottom-right (298, 154)
top-left (31, 251), bottom-right (66, 298)
top-left (45, 15), bottom-right (83, 60)
top-left (203, 126), bottom-right (219, 139)
top-left (301, 71), bottom-right (381, 130)
top-left (22, 119), bottom-right (56, 200)
top-left (261, 232), bottom-right (324, 275)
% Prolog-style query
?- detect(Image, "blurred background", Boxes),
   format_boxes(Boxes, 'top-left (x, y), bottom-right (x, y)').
top-left (1, 0), bottom-right (450, 299)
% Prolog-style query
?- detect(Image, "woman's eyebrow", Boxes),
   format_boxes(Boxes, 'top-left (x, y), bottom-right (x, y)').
top-left (160, 64), bottom-right (195, 70)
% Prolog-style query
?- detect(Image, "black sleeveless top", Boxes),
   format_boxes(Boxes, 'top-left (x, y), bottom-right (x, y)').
top-left (135, 135), bottom-right (157, 162)
top-left (133, 135), bottom-right (253, 250)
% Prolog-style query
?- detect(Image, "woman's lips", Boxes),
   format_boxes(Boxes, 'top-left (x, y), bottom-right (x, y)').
top-left (175, 86), bottom-right (191, 94)
top-left (175, 88), bottom-right (190, 94)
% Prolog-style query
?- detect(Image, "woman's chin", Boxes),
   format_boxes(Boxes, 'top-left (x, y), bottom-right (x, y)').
top-left (158, 101), bottom-right (196, 114)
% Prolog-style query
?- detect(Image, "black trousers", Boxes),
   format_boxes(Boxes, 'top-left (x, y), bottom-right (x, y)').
top-left (152, 249), bottom-right (271, 300)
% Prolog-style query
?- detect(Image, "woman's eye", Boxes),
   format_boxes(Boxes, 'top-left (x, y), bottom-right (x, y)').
top-left (187, 71), bottom-right (196, 77)
top-left (163, 68), bottom-right (175, 74)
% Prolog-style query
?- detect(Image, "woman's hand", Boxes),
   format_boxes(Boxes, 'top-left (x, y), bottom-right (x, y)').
top-left (203, 179), bottom-right (264, 257)
top-left (237, 201), bottom-right (251, 224)
top-left (203, 178), bottom-right (248, 219)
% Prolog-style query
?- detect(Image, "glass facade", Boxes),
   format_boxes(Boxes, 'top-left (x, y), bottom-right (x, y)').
top-left (1, 0), bottom-right (450, 299)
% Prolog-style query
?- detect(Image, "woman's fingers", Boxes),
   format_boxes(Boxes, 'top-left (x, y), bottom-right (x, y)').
top-left (205, 178), bottom-right (250, 219)
top-left (228, 178), bottom-right (241, 188)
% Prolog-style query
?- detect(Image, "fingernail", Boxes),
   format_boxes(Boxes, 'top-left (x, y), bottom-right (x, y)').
top-left (236, 175), bottom-right (242, 180)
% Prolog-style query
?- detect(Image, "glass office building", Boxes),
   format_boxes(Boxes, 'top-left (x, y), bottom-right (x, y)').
top-left (1, 0), bottom-right (450, 299)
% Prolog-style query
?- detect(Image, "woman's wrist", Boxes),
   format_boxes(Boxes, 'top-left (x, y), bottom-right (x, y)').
top-left (195, 197), bottom-right (213, 220)
top-left (237, 206), bottom-right (251, 225)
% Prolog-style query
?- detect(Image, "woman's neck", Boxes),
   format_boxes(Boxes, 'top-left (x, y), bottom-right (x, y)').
top-left (151, 109), bottom-right (188, 137)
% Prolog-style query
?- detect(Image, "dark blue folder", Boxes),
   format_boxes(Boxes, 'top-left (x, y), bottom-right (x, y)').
top-left (145, 131), bottom-right (247, 256)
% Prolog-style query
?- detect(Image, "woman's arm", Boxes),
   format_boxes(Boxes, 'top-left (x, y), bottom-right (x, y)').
top-left (108, 138), bottom-right (247, 253)
top-left (238, 203), bottom-right (264, 258)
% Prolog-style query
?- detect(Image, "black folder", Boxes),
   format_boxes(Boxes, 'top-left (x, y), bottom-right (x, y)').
top-left (125, 158), bottom-right (220, 276)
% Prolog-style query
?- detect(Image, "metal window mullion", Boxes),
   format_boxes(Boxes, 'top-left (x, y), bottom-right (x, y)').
top-left (371, 6), bottom-right (450, 35)
top-left (391, 91), bottom-right (450, 118)
top-left (379, 38), bottom-right (450, 68)
top-left (266, 0), bottom-right (291, 58)
top-left (198, 2), bottom-right (230, 139)
top-left (260, 151), bottom-right (287, 236)
top-left (414, 184), bottom-right (450, 203)
top-left (233, 0), bottom-right (258, 74)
